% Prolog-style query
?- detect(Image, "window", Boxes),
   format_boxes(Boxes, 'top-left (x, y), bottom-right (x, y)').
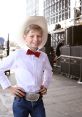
top-left (44, 0), bottom-right (71, 24)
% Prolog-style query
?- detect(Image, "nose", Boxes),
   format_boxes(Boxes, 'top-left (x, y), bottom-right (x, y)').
top-left (34, 36), bottom-right (38, 41)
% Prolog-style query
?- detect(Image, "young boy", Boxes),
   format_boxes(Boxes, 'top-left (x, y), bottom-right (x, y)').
top-left (0, 16), bottom-right (52, 117)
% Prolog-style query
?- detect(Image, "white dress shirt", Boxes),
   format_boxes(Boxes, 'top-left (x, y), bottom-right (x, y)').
top-left (0, 47), bottom-right (52, 93)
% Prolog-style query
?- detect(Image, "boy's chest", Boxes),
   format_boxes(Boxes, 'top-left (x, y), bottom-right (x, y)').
top-left (15, 55), bottom-right (45, 71)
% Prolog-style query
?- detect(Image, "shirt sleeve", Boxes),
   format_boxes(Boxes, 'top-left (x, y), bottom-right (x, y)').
top-left (42, 54), bottom-right (53, 88)
top-left (0, 51), bottom-right (17, 89)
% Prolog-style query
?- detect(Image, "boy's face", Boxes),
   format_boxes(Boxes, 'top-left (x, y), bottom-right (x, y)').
top-left (23, 30), bottom-right (42, 50)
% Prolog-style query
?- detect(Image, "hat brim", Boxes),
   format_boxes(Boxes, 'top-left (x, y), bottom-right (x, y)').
top-left (18, 16), bottom-right (48, 49)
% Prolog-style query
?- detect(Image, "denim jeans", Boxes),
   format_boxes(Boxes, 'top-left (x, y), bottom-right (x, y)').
top-left (13, 97), bottom-right (46, 117)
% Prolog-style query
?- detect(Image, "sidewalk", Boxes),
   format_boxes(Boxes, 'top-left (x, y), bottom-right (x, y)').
top-left (0, 73), bottom-right (82, 117)
top-left (44, 74), bottom-right (82, 117)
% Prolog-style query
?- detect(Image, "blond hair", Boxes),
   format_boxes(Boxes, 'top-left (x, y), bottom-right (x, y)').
top-left (24, 24), bottom-right (43, 36)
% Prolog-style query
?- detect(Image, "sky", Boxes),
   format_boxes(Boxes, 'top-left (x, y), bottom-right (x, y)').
top-left (0, 0), bottom-right (26, 42)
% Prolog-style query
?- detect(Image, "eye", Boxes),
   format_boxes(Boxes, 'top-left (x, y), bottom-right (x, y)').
top-left (30, 35), bottom-right (34, 38)
top-left (37, 35), bottom-right (42, 38)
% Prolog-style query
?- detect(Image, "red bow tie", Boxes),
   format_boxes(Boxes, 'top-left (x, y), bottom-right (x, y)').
top-left (26, 49), bottom-right (40, 58)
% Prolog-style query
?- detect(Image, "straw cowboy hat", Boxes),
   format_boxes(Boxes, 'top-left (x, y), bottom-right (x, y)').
top-left (19, 16), bottom-right (48, 49)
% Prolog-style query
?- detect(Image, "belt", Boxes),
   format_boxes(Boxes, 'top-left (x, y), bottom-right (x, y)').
top-left (15, 92), bottom-right (42, 102)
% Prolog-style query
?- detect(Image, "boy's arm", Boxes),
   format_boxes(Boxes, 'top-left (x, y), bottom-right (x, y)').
top-left (0, 52), bottom-right (16, 89)
top-left (42, 55), bottom-right (53, 90)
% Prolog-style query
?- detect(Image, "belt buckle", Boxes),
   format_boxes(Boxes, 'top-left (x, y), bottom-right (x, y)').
top-left (26, 93), bottom-right (40, 102)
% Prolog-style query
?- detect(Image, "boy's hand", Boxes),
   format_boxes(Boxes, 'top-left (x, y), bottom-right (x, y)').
top-left (7, 86), bottom-right (26, 97)
top-left (39, 85), bottom-right (47, 95)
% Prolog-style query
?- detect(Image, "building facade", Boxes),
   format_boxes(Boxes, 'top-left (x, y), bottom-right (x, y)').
top-left (43, 0), bottom-right (82, 47)
top-left (26, 0), bottom-right (39, 16)
top-left (26, 0), bottom-right (82, 28)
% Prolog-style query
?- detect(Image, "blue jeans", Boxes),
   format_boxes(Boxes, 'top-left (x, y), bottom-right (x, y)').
top-left (13, 97), bottom-right (46, 117)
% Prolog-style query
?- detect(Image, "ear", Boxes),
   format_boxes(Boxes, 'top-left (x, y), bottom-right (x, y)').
top-left (23, 35), bottom-right (26, 40)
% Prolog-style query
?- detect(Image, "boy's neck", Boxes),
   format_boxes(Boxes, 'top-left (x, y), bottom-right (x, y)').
top-left (30, 48), bottom-right (38, 52)
top-left (23, 45), bottom-right (38, 52)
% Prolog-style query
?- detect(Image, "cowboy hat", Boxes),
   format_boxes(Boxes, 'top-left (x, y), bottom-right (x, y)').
top-left (18, 16), bottom-right (48, 49)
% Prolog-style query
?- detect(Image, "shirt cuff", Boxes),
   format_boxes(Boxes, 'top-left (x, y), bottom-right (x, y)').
top-left (0, 77), bottom-right (11, 89)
